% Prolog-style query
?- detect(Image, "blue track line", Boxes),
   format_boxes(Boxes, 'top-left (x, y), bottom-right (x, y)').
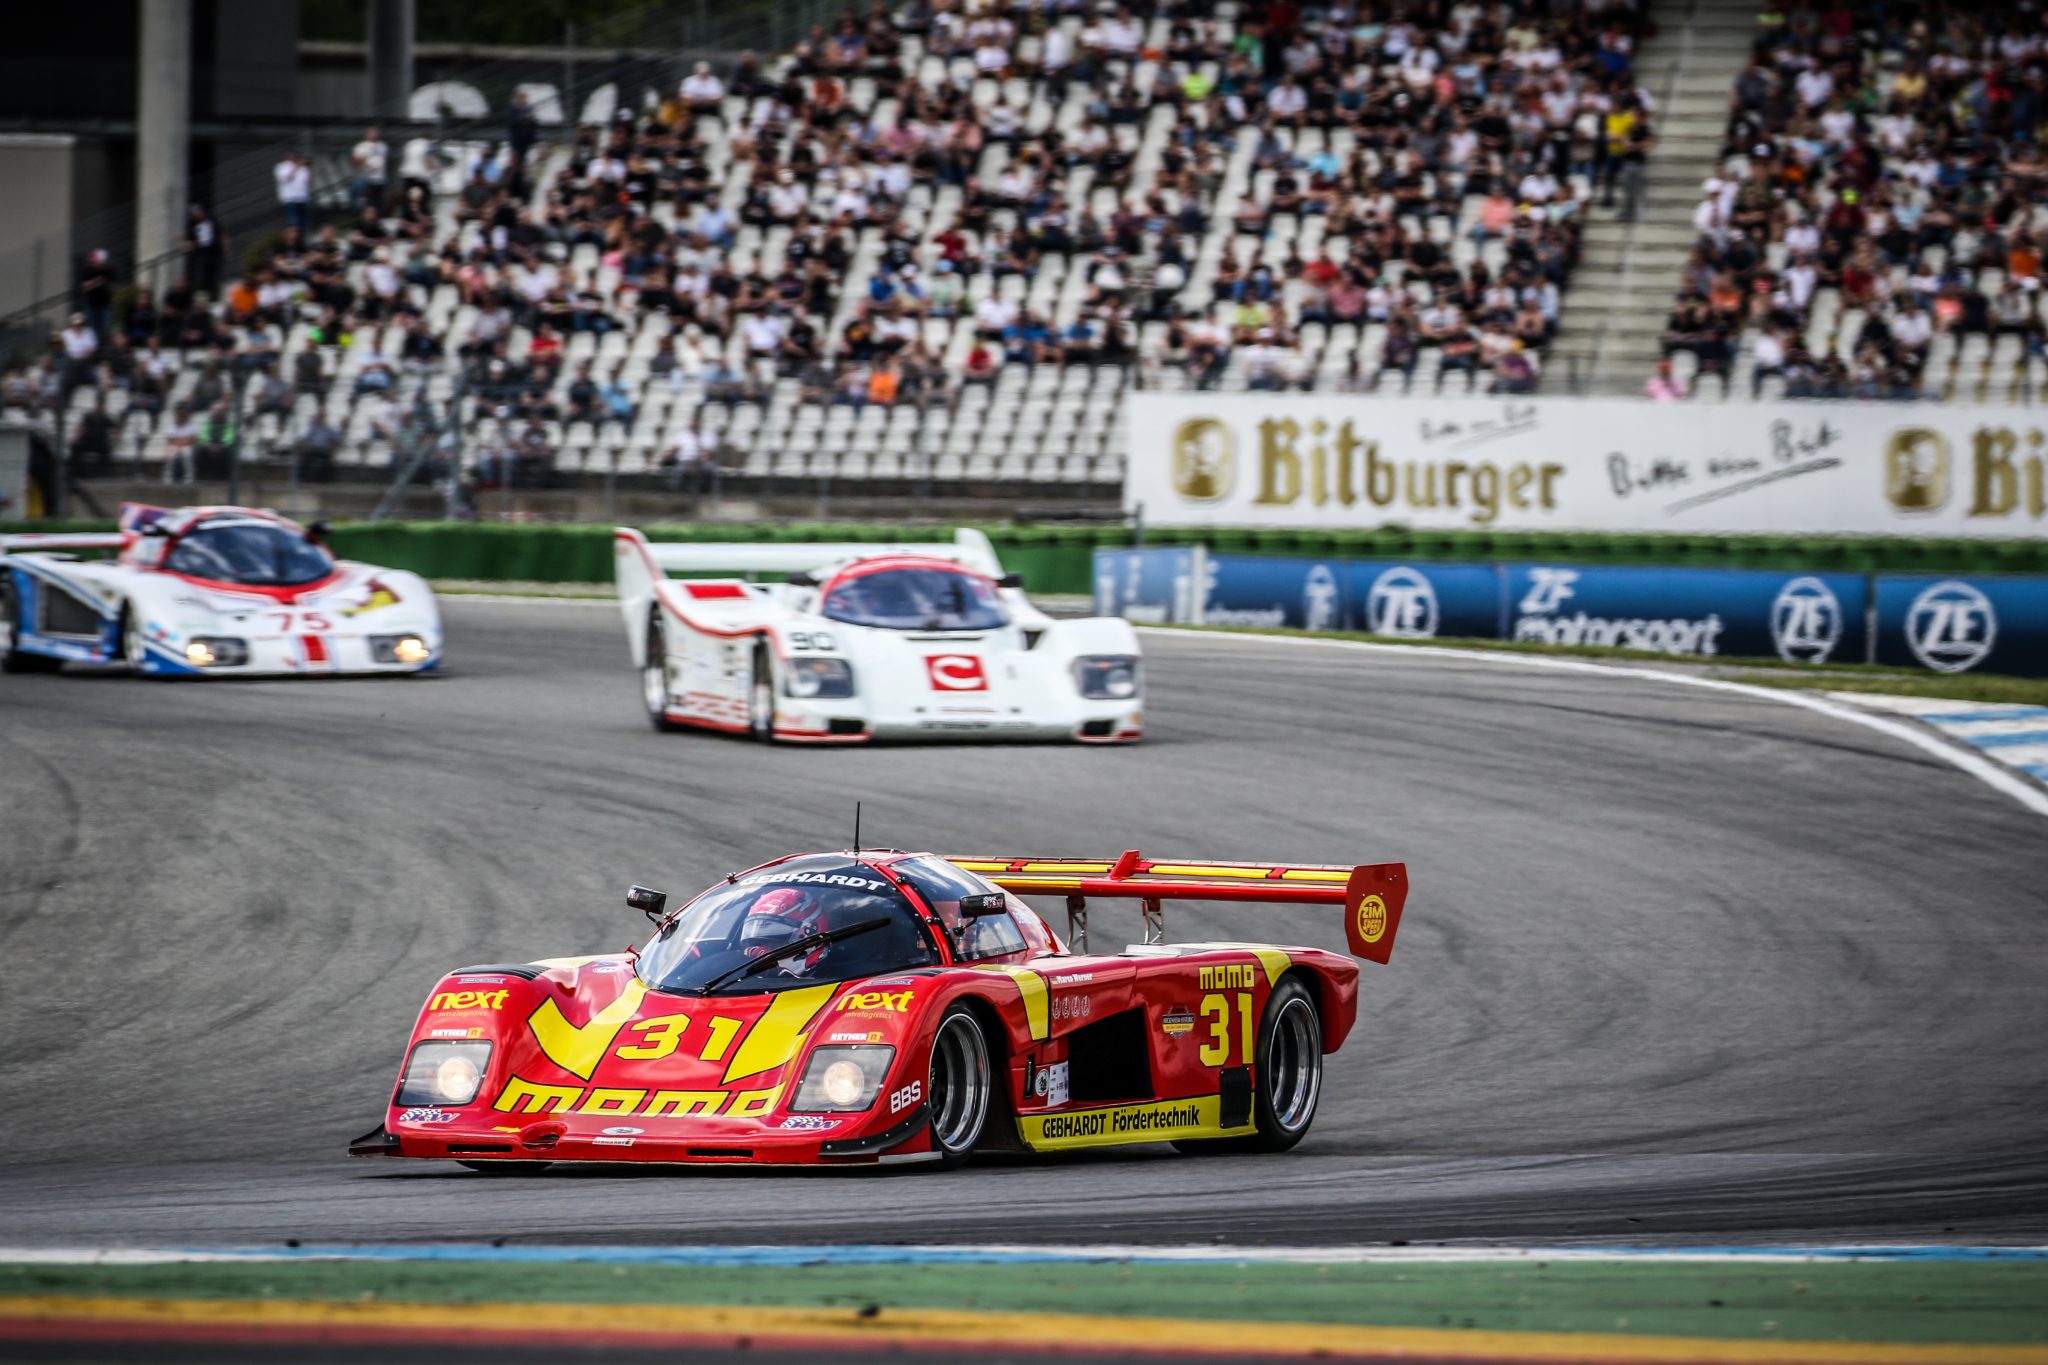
top-left (1964, 730), bottom-right (2048, 749)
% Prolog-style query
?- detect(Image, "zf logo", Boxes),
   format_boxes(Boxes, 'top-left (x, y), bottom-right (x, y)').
top-left (925, 654), bottom-right (989, 691)
top-left (1366, 566), bottom-right (1438, 638)
top-left (1302, 564), bottom-right (1340, 631)
top-left (889, 1080), bottom-right (922, 1114)
top-left (1906, 581), bottom-right (1997, 673)
top-left (1518, 568), bottom-right (1579, 614)
top-left (1771, 577), bottom-right (1843, 664)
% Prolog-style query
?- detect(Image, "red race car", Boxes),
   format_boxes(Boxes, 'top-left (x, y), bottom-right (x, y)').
top-left (349, 848), bottom-right (1406, 1170)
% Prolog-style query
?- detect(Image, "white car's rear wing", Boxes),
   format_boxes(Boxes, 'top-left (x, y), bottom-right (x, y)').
top-left (612, 527), bottom-right (1007, 667)
top-left (0, 532), bottom-right (125, 554)
top-left (628, 529), bottom-right (1003, 580)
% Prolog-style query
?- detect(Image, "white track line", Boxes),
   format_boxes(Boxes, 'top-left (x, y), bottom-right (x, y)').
top-left (3, 1243), bottom-right (2041, 1266)
top-left (1144, 629), bottom-right (2048, 821)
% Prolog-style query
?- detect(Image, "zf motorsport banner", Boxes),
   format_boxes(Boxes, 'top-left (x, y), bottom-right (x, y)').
top-left (1124, 393), bottom-right (2048, 538)
top-left (1093, 547), bottom-right (2048, 674)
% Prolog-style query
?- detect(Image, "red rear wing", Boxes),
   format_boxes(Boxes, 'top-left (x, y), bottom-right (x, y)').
top-left (945, 851), bottom-right (1406, 964)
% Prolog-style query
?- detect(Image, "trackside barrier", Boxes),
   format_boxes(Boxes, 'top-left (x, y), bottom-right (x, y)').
top-left (1094, 547), bottom-right (2048, 677)
top-left (7, 521), bottom-right (2048, 585)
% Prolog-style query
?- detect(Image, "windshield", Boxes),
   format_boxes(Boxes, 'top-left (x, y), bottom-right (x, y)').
top-left (164, 522), bottom-right (333, 586)
top-left (821, 566), bottom-right (1008, 632)
top-left (636, 856), bottom-right (939, 995)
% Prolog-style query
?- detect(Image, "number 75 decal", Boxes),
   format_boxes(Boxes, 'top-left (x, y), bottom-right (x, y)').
top-left (1197, 992), bottom-right (1255, 1067)
top-left (269, 611), bottom-right (332, 633)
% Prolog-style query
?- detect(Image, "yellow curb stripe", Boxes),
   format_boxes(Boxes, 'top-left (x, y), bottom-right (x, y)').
top-left (3, 1295), bottom-right (2046, 1364)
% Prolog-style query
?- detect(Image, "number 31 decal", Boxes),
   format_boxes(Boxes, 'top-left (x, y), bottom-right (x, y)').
top-left (1197, 992), bottom-right (1255, 1067)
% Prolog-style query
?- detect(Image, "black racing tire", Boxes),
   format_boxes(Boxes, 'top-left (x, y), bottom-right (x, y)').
top-left (747, 643), bottom-right (777, 742)
top-left (0, 573), bottom-right (62, 673)
top-left (458, 1160), bottom-right (554, 1175)
top-left (119, 601), bottom-right (152, 676)
top-left (644, 610), bottom-right (684, 732)
top-left (1174, 976), bottom-right (1323, 1156)
top-left (926, 1005), bottom-right (994, 1167)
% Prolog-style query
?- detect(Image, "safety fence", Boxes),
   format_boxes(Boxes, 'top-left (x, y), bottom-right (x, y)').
top-left (1095, 546), bottom-right (2048, 678)
top-left (6, 517), bottom-right (2047, 617)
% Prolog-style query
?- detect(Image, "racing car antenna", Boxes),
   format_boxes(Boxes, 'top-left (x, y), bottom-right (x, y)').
top-left (853, 801), bottom-right (862, 854)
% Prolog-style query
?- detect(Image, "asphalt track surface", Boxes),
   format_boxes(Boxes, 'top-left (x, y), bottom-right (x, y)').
top-left (2, 601), bottom-right (2045, 1252)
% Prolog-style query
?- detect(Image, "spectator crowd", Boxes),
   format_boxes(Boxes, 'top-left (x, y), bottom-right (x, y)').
top-left (5, 0), bottom-right (1657, 496)
top-left (1657, 0), bottom-right (2048, 401)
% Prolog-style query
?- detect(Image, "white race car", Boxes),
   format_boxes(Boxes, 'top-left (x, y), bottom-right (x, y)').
top-left (614, 527), bottom-right (1142, 743)
top-left (0, 503), bottom-right (442, 678)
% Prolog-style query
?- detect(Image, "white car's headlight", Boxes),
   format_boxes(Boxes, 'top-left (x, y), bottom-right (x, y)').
top-left (789, 1045), bottom-right (893, 1112)
top-left (396, 1040), bottom-right (492, 1106)
top-left (1074, 655), bottom-right (1140, 699)
top-left (785, 657), bottom-right (855, 699)
top-left (184, 637), bottom-right (249, 667)
top-left (372, 634), bottom-right (431, 665)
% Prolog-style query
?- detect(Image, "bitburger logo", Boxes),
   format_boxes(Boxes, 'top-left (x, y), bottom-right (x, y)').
top-left (1355, 894), bottom-right (1388, 945)
top-left (1171, 418), bottom-right (1234, 502)
top-left (1884, 428), bottom-right (1949, 513)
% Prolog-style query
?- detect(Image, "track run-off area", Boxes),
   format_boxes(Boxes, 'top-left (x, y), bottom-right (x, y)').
top-left (3, 598), bottom-right (2047, 1360)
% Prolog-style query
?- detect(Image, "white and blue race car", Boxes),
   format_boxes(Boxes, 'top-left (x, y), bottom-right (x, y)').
top-left (0, 503), bottom-right (441, 678)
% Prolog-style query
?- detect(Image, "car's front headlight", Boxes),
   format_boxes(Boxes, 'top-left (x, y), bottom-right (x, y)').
top-left (371, 634), bottom-right (431, 664)
top-left (789, 1045), bottom-right (894, 1112)
top-left (1074, 655), bottom-right (1140, 699)
top-left (184, 637), bottom-right (249, 667)
top-left (395, 1040), bottom-right (492, 1106)
top-left (785, 657), bottom-right (855, 699)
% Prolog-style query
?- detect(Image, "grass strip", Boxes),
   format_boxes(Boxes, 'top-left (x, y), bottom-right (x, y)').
top-left (3, 1259), bottom-right (2045, 1346)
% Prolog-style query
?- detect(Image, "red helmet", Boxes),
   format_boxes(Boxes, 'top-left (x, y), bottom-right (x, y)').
top-left (740, 887), bottom-right (828, 968)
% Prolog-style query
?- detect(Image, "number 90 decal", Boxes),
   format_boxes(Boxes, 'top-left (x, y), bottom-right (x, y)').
top-left (788, 631), bottom-right (837, 652)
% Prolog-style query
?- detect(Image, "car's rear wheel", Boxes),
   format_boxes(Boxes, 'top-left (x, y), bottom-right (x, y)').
top-left (458, 1160), bottom-right (553, 1175)
top-left (927, 1006), bottom-right (992, 1166)
top-left (644, 611), bottom-right (683, 732)
top-left (747, 643), bottom-right (777, 742)
top-left (0, 572), bottom-right (61, 674)
top-left (1175, 976), bottom-right (1323, 1155)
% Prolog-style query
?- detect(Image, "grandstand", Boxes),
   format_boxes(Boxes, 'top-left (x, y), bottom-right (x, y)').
top-left (5, 0), bottom-right (1682, 509)
top-left (1644, 0), bottom-right (2048, 403)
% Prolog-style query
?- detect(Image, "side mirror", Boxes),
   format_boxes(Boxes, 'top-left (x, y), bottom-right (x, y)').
top-left (627, 885), bottom-right (667, 922)
top-left (959, 892), bottom-right (1008, 918)
top-left (306, 518), bottom-right (332, 545)
top-left (139, 522), bottom-right (168, 538)
top-left (996, 572), bottom-right (1024, 589)
top-left (786, 570), bottom-right (818, 587)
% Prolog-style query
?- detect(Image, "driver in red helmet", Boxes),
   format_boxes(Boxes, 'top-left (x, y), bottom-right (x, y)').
top-left (738, 886), bottom-right (831, 975)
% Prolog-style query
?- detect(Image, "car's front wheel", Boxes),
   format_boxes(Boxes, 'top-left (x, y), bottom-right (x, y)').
top-left (0, 572), bottom-right (61, 674)
top-left (644, 611), bottom-right (683, 732)
top-left (927, 1006), bottom-right (993, 1166)
top-left (747, 644), bottom-right (777, 742)
top-left (119, 601), bottom-right (151, 675)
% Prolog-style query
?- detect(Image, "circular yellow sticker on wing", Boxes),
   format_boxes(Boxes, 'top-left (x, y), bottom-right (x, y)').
top-left (1356, 894), bottom-right (1387, 945)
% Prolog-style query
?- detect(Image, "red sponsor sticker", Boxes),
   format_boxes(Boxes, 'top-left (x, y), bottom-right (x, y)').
top-left (925, 654), bottom-right (988, 691)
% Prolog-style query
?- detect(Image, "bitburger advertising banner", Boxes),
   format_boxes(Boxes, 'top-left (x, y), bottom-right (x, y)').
top-left (1125, 393), bottom-right (2048, 538)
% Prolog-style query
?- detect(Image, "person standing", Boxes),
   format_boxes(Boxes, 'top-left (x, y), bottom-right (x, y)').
top-left (507, 91), bottom-right (538, 169)
top-left (163, 402), bottom-right (199, 484)
top-left (275, 153), bottom-right (312, 236)
top-left (350, 128), bottom-right (389, 210)
top-left (1617, 118), bottom-right (1653, 222)
top-left (183, 205), bottom-right (225, 297)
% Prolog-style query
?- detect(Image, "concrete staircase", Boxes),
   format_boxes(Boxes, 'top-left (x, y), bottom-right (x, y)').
top-left (1547, 0), bottom-right (1756, 394)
